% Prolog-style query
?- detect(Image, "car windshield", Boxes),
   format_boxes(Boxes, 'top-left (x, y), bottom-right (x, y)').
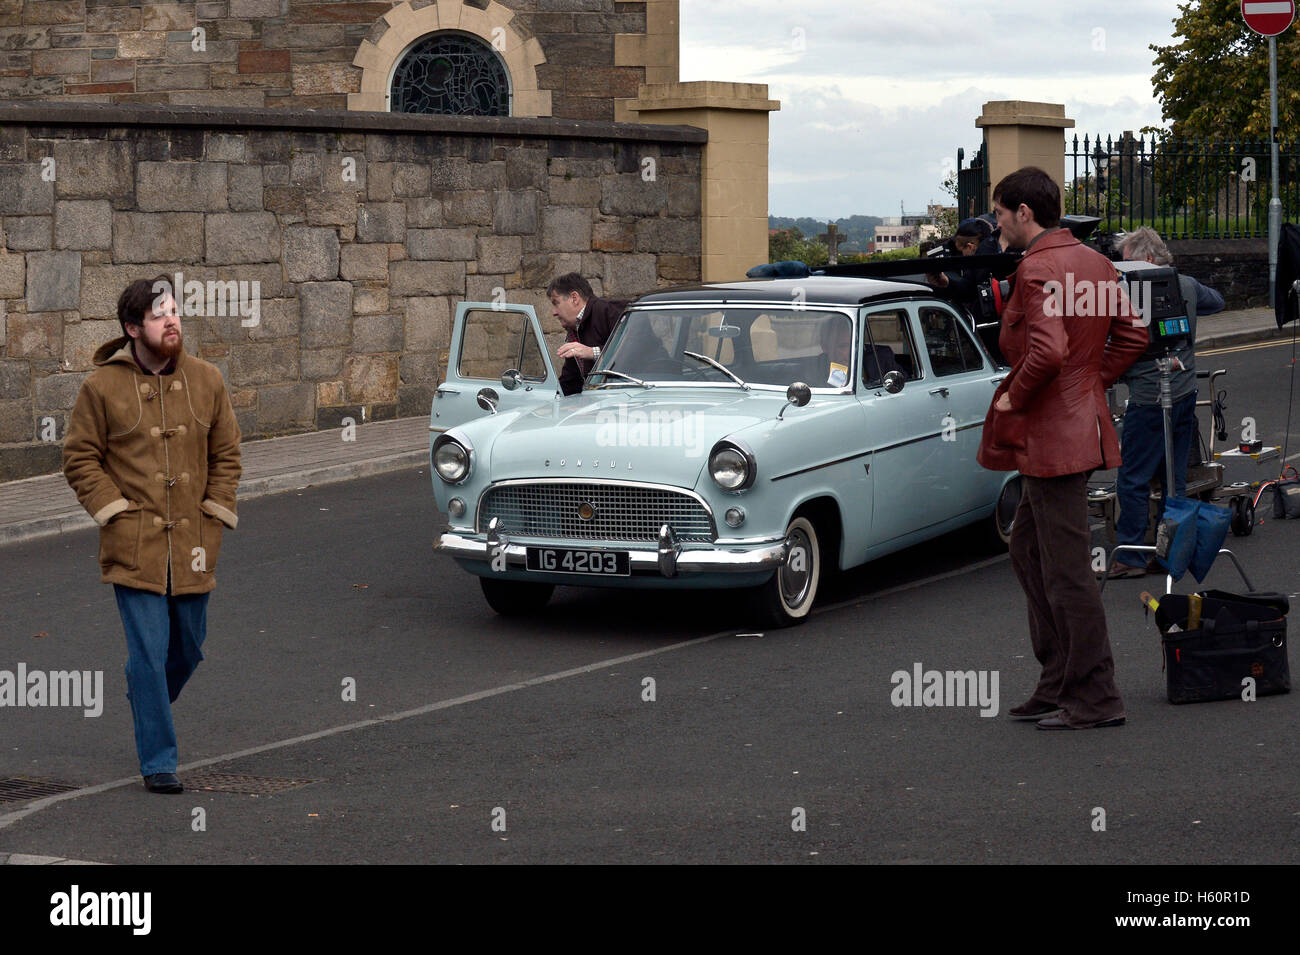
top-left (590, 307), bottom-right (855, 390)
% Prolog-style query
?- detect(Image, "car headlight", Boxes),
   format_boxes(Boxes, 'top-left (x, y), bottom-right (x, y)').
top-left (432, 433), bottom-right (473, 485)
top-left (709, 439), bottom-right (756, 491)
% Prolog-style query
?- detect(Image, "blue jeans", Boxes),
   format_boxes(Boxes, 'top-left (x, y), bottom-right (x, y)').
top-left (114, 584), bottom-right (209, 775)
top-left (1116, 393), bottom-right (1198, 564)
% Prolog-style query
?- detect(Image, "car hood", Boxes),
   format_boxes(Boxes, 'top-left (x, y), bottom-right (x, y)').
top-left (483, 388), bottom-right (790, 486)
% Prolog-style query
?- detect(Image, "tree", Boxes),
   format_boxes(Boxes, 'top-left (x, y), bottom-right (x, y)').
top-left (1150, 0), bottom-right (1300, 140)
top-left (768, 227), bottom-right (828, 266)
top-left (935, 169), bottom-right (960, 236)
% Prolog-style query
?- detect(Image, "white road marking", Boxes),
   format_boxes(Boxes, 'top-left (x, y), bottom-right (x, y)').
top-left (0, 633), bottom-right (730, 831)
top-left (813, 552), bottom-right (1010, 616)
top-left (0, 551), bottom-right (1014, 832)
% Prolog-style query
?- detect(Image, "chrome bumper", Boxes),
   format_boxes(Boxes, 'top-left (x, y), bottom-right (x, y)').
top-left (437, 522), bottom-right (790, 577)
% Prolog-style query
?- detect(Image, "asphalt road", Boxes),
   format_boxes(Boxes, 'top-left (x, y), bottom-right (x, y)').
top-left (1, 339), bottom-right (1298, 864)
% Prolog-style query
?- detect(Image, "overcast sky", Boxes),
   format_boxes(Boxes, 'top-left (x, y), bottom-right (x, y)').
top-left (679, 0), bottom-right (1188, 220)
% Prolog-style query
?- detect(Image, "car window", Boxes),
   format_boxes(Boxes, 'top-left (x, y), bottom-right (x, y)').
top-left (861, 307), bottom-right (920, 386)
top-left (599, 308), bottom-right (856, 389)
top-left (919, 305), bottom-right (985, 377)
top-left (457, 309), bottom-right (547, 382)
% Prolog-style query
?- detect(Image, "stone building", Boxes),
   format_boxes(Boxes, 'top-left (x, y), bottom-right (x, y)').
top-left (0, 0), bottom-right (779, 480)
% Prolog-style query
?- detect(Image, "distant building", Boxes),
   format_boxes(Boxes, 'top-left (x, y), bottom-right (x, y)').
top-left (873, 221), bottom-right (919, 251)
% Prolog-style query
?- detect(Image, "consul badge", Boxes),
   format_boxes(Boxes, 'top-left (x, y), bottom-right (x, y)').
top-left (544, 458), bottom-right (633, 469)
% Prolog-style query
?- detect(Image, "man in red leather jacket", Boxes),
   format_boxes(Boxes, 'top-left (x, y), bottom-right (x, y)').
top-left (977, 167), bottom-right (1148, 730)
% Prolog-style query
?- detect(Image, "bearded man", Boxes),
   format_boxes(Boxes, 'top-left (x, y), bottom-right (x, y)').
top-left (63, 277), bottom-right (242, 792)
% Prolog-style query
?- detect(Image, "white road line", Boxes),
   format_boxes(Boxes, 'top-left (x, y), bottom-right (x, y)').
top-left (813, 552), bottom-right (1010, 616)
top-left (1, 551), bottom-right (1012, 831)
top-left (0, 633), bottom-right (730, 831)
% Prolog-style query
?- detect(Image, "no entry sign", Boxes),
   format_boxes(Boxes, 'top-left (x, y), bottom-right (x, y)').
top-left (1242, 0), bottom-right (1294, 36)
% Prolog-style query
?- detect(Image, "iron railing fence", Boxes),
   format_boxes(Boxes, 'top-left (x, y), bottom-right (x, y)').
top-left (1065, 132), bottom-right (1300, 240)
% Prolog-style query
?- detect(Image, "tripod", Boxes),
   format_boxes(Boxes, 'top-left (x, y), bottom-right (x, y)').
top-left (1099, 350), bottom-right (1255, 594)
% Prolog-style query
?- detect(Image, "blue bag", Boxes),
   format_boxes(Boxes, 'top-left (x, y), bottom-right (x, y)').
top-left (1155, 497), bottom-right (1231, 582)
top-left (1154, 497), bottom-right (1198, 580)
top-left (1189, 499), bottom-right (1232, 581)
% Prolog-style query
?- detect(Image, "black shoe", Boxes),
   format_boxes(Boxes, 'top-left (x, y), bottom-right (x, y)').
top-left (1008, 702), bottom-right (1061, 721)
top-left (1036, 715), bottom-right (1126, 730)
top-left (143, 772), bottom-right (183, 794)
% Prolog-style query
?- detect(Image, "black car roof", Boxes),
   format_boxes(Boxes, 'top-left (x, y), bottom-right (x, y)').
top-left (631, 276), bottom-right (934, 308)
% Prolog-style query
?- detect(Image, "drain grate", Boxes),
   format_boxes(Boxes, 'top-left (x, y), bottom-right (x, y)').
top-left (182, 772), bottom-right (316, 795)
top-left (0, 777), bottom-right (80, 803)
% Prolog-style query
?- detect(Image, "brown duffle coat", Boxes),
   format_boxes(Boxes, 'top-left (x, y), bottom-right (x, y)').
top-left (63, 337), bottom-right (241, 595)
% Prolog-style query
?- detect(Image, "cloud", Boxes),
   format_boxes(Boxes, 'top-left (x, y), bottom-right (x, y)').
top-left (681, 0), bottom-right (1185, 217)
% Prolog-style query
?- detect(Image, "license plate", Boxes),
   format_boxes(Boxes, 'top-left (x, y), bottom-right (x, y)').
top-left (525, 547), bottom-right (630, 576)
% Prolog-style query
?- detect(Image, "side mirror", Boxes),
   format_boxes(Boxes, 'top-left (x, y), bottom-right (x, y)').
top-left (882, 371), bottom-right (905, 394)
top-left (476, 387), bottom-right (500, 414)
top-left (777, 381), bottom-right (812, 420)
top-left (501, 369), bottom-right (522, 392)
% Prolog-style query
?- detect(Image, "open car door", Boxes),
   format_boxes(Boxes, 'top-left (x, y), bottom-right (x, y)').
top-left (430, 302), bottom-right (560, 435)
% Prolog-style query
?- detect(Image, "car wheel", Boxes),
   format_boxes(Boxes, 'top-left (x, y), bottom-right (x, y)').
top-left (754, 516), bottom-right (820, 628)
top-left (479, 577), bottom-right (555, 615)
top-left (989, 475), bottom-right (1022, 548)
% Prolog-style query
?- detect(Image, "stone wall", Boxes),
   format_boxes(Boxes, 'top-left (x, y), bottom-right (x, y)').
top-left (1167, 239), bottom-right (1270, 310)
top-left (0, 100), bottom-right (705, 480)
top-left (0, 0), bottom-right (651, 120)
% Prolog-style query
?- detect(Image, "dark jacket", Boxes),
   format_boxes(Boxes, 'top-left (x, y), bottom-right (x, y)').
top-left (977, 229), bottom-right (1148, 477)
top-left (943, 234), bottom-right (1001, 304)
top-left (1121, 274), bottom-right (1221, 406)
top-left (559, 296), bottom-right (628, 396)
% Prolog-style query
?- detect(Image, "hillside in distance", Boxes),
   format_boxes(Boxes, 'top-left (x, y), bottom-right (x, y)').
top-left (769, 214), bottom-right (884, 251)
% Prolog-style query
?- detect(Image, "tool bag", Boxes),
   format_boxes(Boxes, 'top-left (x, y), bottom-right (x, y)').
top-left (1272, 466), bottom-right (1300, 520)
top-left (1154, 591), bottom-right (1290, 704)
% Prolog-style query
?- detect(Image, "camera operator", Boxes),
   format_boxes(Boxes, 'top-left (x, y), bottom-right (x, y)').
top-left (926, 218), bottom-right (1000, 312)
top-left (1106, 227), bottom-right (1225, 579)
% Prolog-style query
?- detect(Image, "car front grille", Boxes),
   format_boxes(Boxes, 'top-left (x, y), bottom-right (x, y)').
top-left (479, 481), bottom-right (715, 543)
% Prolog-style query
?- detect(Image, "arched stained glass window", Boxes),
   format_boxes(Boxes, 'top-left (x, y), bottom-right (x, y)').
top-left (389, 32), bottom-right (511, 116)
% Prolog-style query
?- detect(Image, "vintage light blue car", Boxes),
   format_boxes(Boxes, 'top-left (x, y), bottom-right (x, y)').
top-left (429, 277), bottom-right (1021, 627)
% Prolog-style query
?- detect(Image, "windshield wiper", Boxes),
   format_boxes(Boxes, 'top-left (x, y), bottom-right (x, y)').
top-left (585, 369), bottom-right (652, 389)
top-left (682, 351), bottom-right (748, 389)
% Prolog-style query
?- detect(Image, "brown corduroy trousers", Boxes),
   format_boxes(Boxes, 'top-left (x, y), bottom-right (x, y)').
top-left (1009, 472), bottom-right (1125, 726)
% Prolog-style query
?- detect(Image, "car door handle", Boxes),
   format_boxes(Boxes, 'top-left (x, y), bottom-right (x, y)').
top-left (929, 387), bottom-right (949, 398)
top-left (436, 386), bottom-right (461, 395)
top-left (991, 376), bottom-right (1006, 385)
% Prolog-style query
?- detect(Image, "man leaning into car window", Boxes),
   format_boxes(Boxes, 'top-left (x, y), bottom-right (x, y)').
top-left (977, 167), bottom-right (1147, 731)
top-left (549, 273), bottom-right (628, 396)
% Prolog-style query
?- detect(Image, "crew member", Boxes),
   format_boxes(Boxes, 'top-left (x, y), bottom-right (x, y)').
top-left (927, 217), bottom-right (1001, 313)
top-left (1106, 227), bottom-right (1224, 578)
